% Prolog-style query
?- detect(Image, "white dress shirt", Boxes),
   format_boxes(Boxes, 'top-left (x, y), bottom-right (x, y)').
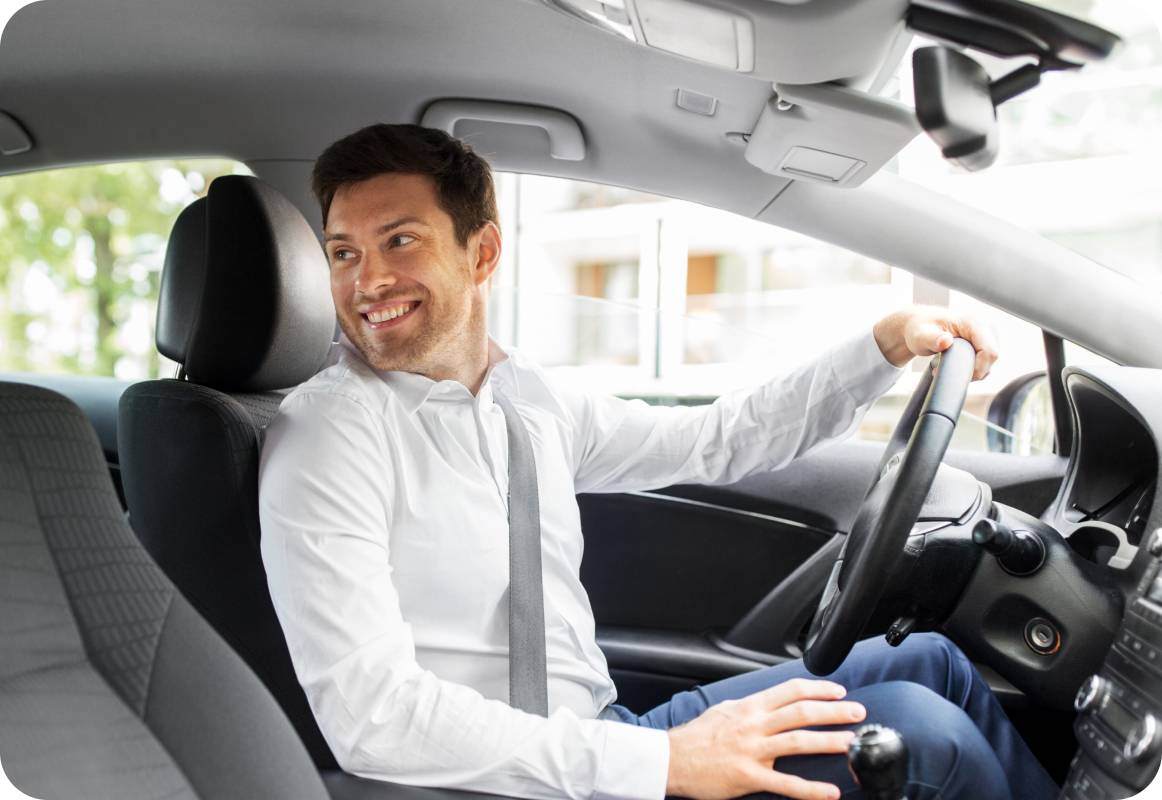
top-left (258, 330), bottom-right (902, 800)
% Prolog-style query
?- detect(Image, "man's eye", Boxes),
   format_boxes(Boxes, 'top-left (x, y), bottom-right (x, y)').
top-left (389, 234), bottom-right (416, 247)
top-left (331, 249), bottom-right (355, 262)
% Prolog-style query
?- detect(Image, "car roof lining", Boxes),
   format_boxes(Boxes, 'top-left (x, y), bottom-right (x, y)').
top-left (1, 0), bottom-right (1153, 369)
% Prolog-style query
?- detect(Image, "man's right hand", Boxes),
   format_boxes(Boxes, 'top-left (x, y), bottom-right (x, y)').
top-left (665, 678), bottom-right (867, 800)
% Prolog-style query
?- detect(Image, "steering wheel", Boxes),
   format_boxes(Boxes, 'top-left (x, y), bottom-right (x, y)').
top-left (803, 338), bottom-right (977, 676)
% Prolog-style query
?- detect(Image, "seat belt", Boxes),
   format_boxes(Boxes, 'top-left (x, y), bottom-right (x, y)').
top-left (494, 393), bottom-right (549, 716)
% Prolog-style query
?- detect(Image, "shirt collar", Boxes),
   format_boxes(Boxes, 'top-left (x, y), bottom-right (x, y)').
top-left (337, 334), bottom-right (515, 415)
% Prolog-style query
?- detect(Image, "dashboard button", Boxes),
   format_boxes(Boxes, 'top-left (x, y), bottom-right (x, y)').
top-left (1148, 528), bottom-right (1162, 557)
top-left (1076, 675), bottom-right (1111, 714)
top-left (1124, 713), bottom-right (1159, 763)
top-left (1148, 576), bottom-right (1162, 605)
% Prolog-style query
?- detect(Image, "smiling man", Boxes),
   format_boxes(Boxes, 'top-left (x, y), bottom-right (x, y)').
top-left (258, 124), bottom-right (1056, 800)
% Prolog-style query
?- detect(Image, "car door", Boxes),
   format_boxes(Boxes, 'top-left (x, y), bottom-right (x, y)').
top-left (487, 171), bottom-right (1072, 712)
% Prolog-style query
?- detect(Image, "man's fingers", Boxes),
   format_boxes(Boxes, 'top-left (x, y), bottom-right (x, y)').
top-left (758, 769), bottom-right (843, 800)
top-left (972, 348), bottom-right (995, 380)
top-left (764, 728), bottom-right (858, 759)
top-left (915, 316), bottom-right (999, 380)
top-left (913, 322), bottom-right (953, 355)
top-left (764, 699), bottom-right (866, 735)
top-left (945, 316), bottom-right (998, 380)
top-left (753, 678), bottom-right (847, 711)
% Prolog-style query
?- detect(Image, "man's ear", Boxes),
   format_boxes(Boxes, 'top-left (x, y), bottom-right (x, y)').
top-left (470, 221), bottom-right (502, 287)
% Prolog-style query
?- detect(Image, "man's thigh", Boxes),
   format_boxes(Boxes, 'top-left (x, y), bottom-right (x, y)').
top-left (634, 632), bottom-right (959, 729)
top-left (621, 634), bottom-right (1014, 800)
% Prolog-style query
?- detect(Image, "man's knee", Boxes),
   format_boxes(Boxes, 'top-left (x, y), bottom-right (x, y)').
top-left (852, 681), bottom-right (1010, 800)
top-left (891, 632), bottom-right (977, 706)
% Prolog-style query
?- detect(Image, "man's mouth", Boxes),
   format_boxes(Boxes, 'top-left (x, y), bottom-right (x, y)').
top-left (361, 301), bottom-right (421, 329)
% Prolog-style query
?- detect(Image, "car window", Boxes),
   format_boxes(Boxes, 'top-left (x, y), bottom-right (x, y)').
top-left (487, 173), bottom-right (1049, 454)
top-left (0, 158), bottom-right (251, 380)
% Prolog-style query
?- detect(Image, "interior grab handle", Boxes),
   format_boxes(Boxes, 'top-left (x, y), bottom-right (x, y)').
top-left (420, 99), bottom-right (586, 161)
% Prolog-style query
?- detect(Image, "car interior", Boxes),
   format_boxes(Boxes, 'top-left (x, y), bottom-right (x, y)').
top-left (1, 1), bottom-right (1161, 799)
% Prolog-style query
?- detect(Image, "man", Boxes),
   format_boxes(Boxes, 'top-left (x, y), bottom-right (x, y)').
top-left (259, 124), bottom-right (1057, 800)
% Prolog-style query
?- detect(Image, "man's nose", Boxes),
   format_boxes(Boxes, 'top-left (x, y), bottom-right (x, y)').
top-left (354, 250), bottom-right (397, 295)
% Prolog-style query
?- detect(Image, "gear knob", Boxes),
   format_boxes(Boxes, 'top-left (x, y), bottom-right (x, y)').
top-left (848, 724), bottom-right (908, 800)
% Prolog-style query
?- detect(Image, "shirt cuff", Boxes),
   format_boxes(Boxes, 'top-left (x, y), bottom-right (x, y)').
top-left (828, 329), bottom-right (905, 408)
top-left (593, 722), bottom-right (669, 800)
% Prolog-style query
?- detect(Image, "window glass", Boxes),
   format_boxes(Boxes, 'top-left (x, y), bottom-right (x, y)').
top-left (489, 173), bottom-right (1050, 453)
top-left (1065, 340), bottom-right (1120, 370)
top-left (0, 159), bottom-right (251, 379)
top-left (892, 0), bottom-right (1162, 292)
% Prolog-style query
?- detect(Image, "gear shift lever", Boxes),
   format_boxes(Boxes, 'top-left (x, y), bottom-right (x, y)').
top-left (848, 724), bottom-right (908, 800)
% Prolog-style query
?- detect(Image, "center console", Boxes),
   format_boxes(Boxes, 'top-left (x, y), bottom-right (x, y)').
top-left (1062, 529), bottom-right (1162, 798)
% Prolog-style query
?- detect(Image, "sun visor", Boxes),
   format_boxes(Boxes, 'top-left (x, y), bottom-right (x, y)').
top-left (744, 82), bottom-right (919, 188)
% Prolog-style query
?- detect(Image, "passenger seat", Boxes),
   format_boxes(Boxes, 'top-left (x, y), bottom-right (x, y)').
top-left (0, 381), bottom-right (331, 799)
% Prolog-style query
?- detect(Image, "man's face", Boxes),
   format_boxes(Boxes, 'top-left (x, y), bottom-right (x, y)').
top-left (324, 172), bottom-right (491, 375)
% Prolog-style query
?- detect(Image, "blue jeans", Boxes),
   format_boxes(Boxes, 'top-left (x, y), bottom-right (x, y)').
top-left (605, 633), bottom-right (1059, 800)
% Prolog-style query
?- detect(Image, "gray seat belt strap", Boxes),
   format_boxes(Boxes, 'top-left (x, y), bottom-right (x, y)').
top-left (494, 393), bottom-right (549, 716)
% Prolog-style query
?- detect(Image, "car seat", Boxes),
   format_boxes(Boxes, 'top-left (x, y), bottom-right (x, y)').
top-left (0, 380), bottom-right (331, 798)
top-left (116, 175), bottom-right (337, 766)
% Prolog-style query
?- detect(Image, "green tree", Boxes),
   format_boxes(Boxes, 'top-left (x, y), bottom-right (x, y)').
top-left (0, 159), bottom-right (244, 378)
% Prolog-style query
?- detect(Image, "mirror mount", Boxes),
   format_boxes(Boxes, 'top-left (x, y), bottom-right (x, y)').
top-left (907, 0), bottom-right (1120, 171)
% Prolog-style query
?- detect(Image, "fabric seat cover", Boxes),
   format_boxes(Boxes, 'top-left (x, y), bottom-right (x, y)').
top-left (0, 382), bottom-right (331, 799)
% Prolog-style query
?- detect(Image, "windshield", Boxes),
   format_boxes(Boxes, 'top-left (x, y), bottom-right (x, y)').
top-left (892, 0), bottom-right (1162, 292)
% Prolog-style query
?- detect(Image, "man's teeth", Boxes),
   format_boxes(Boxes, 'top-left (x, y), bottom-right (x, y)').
top-left (367, 303), bottom-right (415, 324)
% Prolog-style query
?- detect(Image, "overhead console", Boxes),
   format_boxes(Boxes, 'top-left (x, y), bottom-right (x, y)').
top-left (542, 0), bottom-right (1120, 182)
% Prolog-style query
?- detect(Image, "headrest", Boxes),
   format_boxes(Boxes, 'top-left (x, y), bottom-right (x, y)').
top-left (157, 176), bottom-right (335, 392)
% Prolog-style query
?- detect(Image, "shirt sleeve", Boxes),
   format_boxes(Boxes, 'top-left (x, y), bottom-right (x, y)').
top-left (561, 329), bottom-right (903, 494)
top-left (258, 390), bottom-right (670, 800)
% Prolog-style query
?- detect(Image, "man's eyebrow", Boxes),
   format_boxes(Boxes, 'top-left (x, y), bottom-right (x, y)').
top-left (323, 217), bottom-right (426, 244)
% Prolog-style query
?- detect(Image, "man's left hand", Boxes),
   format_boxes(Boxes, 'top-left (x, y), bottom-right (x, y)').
top-left (873, 305), bottom-right (999, 380)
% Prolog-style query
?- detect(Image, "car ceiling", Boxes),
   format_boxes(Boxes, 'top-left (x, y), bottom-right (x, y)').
top-left (4, 0), bottom-right (1162, 369)
top-left (0, 0), bottom-right (907, 218)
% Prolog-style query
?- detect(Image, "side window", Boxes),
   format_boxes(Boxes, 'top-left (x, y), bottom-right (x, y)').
top-left (0, 159), bottom-right (250, 379)
top-left (487, 173), bottom-right (1048, 453)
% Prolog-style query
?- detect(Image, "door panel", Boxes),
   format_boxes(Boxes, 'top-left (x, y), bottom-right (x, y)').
top-left (577, 492), bottom-right (833, 633)
top-left (581, 438), bottom-right (1069, 710)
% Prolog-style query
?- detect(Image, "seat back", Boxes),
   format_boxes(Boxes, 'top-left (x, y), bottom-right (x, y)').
top-left (118, 176), bottom-right (338, 767)
top-left (0, 381), bottom-right (329, 800)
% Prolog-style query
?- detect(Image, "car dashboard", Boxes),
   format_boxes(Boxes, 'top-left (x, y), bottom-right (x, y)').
top-left (1044, 366), bottom-right (1162, 797)
top-left (1044, 367), bottom-right (1161, 574)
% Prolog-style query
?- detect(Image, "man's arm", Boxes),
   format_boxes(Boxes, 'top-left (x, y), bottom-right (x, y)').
top-left (258, 390), bottom-right (668, 800)
top-left (562, 330), bottom-right (901, 495)
top-left (562, 308), bottom-right (998, 496)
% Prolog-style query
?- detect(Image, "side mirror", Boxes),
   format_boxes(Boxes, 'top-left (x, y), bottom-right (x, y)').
top-left (912, 46), bottom-right (999, 171)
top-left (986, 371), bottom-right (1055, 454)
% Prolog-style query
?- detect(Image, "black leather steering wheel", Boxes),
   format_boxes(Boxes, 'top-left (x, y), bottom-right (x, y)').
top-left (803, 338), bottom-right (977, 676)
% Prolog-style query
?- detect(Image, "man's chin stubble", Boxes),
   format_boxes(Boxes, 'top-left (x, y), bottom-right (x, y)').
top-left (344, 321), bottom-right (437, 374)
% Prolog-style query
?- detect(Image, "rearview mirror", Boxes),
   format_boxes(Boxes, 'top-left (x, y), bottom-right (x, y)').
top-left (912, 46), bottom-right (999, 172)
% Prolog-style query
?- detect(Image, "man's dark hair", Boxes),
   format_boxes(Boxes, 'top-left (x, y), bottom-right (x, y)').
top-left (312, 123), bottom-right (498, 246)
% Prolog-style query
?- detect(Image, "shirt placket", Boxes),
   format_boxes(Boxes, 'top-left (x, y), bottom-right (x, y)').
top-left (473, 384), bottom-right (510, 511)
